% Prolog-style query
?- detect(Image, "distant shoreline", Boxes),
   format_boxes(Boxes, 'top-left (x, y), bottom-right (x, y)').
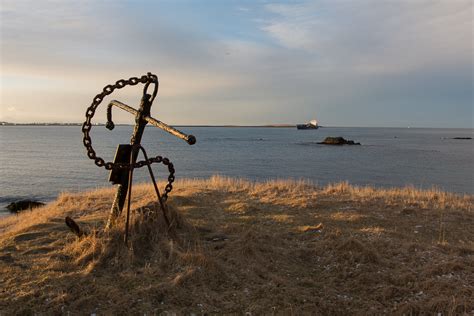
top-left (1, 122), bottom-right (295, 128)
top-left (1, 123), bottom-right (473, 129)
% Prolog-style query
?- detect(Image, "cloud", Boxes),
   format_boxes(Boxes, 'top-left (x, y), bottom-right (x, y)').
top-left (237, 6), bottom-right (250, 12)
top-left (0, 0), bottom-right (472, 127)
top-left (261, 0), bottom-right (473, 74)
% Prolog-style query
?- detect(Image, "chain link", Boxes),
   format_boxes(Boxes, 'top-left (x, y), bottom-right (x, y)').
top-left (82, 73), bottom-right (175, 200)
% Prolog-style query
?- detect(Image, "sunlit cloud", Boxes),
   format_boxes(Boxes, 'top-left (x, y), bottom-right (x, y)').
top-left (261, 1), bottom-right (473, 74)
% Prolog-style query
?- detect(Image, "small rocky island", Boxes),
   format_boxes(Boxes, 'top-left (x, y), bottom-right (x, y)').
top-left (6, 200), bottom-right (45, 213)
top-left (318, 137), bottom-right (361, 145)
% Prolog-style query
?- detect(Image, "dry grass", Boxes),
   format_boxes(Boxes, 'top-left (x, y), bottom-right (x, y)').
top-left (0, 176), bottom-right (473, 315)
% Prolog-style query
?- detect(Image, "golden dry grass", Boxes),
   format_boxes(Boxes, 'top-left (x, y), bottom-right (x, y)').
top-left (0, 176), bottom-right (473, 315)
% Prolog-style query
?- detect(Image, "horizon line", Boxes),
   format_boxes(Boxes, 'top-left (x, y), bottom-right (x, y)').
top-left (1, 121), bottom-right (472, 129)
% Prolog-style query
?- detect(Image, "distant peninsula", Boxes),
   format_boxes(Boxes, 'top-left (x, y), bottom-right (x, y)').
top-left (1, 122), bottom-right (84, 126)
top-left (0, 122), bottom-right (296, 128)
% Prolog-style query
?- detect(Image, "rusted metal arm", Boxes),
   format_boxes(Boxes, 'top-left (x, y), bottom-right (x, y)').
top-left (145, 115), bottom-right (196, 145)
top-left (107, 100), bottom-right (196, 145)
top-left (108, 99), bottom-right (137, 116)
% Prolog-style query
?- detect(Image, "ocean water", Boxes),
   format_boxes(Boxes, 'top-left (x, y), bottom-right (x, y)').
top-left (0, 126), bottom-right (473, 215)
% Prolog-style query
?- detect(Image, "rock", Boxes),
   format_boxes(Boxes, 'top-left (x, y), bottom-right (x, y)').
top-left (6, 200), bottom-right (45, 213)
top-left (318, 137), bottom-right (361, 145)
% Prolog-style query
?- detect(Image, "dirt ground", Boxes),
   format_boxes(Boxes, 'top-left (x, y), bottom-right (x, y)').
top-left (0, 176), bottom-right (473, 315)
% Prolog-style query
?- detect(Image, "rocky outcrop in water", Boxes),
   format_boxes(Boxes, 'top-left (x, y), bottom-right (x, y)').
top-left (6, 200), bottom-right (45, 213)
top-left (318, 137), bottom-right (361, 145)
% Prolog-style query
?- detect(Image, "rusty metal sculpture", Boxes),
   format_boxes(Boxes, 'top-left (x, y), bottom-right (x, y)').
top-left (66, 73), bottom-right (195, 242)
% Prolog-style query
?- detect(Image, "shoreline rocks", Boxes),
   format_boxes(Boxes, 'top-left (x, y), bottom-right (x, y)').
top-left (6, 200), bottom-right (45, 213)
top-left (318, 137), bottom-right (361, 145)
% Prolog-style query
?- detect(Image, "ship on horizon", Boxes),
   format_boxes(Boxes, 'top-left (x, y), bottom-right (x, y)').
top-left (296, 119), bottom-right (319, 130)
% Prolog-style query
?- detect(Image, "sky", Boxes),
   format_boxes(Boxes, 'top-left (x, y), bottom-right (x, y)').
top-left (0, 0), bottom-right (472, 127)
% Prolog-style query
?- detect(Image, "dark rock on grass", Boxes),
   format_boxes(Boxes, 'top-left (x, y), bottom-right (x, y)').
top-left (318, 137), bottom-right (361, 145)
top-left (6, 200), bottom-right (45, 213)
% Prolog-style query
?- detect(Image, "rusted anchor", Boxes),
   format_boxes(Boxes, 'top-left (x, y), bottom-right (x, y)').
top-left (66, 73), bottom-right (195, 242)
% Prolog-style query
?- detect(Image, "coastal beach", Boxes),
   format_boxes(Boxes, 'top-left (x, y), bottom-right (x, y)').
top-left (1, 177), bottom-right (473, 314)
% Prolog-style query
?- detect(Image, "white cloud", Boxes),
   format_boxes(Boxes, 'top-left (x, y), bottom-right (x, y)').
top-left (237, 6), bottom-right (250, 12)
top-left (261, 0), bottom-right (473, 74)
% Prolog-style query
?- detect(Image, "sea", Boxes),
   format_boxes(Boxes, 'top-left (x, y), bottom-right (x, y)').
top-left (1, 126), bottom-right (473, 216)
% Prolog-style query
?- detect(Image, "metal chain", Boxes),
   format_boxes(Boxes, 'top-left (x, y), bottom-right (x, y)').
top-left (82, 73), bottom-right (175, 200)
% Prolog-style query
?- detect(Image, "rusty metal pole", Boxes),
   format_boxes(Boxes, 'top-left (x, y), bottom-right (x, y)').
top-left (105, 94), bottom-right (152, 229)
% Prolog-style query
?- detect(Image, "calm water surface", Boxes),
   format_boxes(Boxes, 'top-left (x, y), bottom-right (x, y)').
top-left (1, 126), bottom-right (473, 215)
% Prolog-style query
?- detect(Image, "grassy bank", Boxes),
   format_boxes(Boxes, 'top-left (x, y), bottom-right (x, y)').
top-left (0, 176), bottom-right (473, 314)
